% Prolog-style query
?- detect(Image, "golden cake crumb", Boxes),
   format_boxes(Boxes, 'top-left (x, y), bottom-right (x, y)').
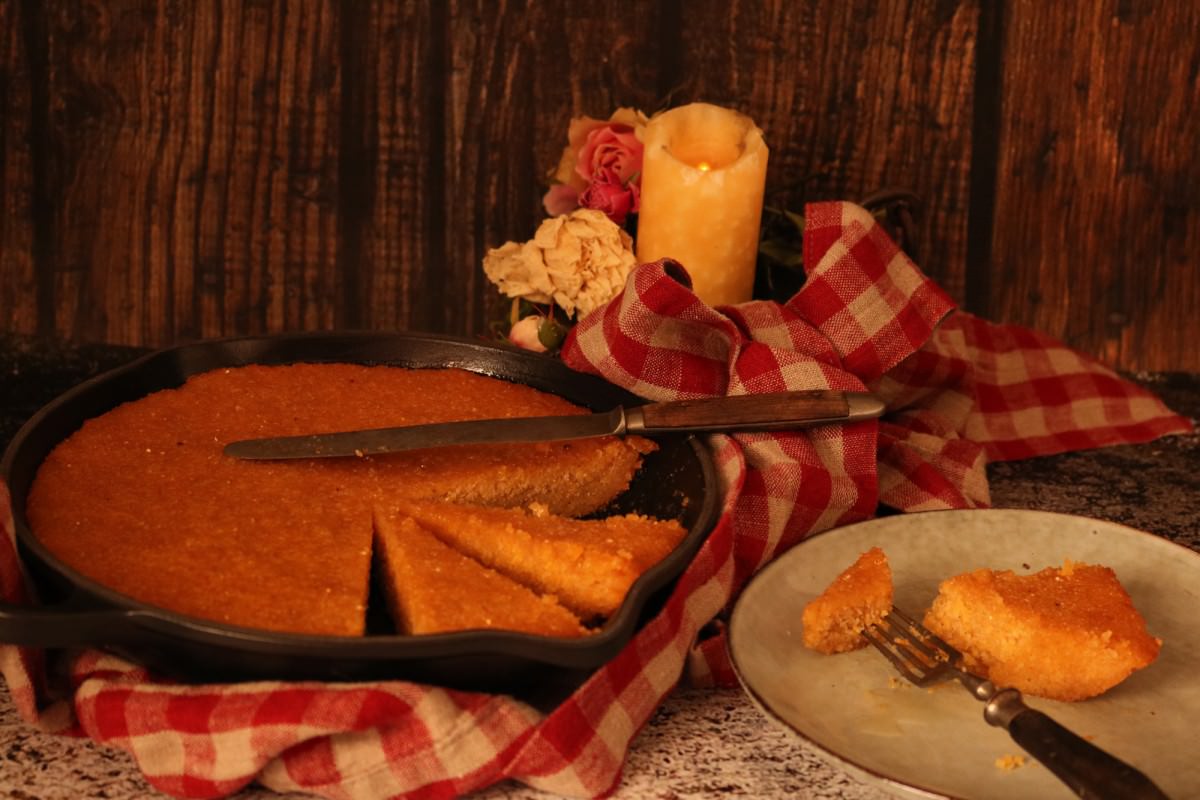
top-left (995, 754), bottom-right (1028, 771)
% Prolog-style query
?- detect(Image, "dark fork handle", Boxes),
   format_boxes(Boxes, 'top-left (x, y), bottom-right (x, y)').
top-left (986, 689), bottom-right (1171, 799)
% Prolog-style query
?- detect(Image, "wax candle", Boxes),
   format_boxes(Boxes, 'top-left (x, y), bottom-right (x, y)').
top-left (636, 103), bottom-right (769, 306)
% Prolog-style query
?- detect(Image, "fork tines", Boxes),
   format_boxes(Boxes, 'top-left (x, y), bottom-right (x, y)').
top-left (862, 607), bottom-right (962, 687)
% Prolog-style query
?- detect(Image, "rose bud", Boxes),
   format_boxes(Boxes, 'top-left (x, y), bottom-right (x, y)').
top-left (508, 315), bottom-right (549, 352)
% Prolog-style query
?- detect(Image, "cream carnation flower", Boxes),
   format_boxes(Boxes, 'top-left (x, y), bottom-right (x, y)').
top-left (482, 208), bottom-right (637, 319)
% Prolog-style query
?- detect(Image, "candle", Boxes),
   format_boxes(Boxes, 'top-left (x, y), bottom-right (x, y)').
top-left (636, 103), bottom-right (769, 306)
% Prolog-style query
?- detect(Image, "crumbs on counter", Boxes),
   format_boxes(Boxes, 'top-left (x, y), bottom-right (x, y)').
top-left (995, 754), bottom-right (1028, 771)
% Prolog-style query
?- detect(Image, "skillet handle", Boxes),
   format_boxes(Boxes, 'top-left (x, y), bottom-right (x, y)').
top-left (0, 598), bottom-right (145, 646)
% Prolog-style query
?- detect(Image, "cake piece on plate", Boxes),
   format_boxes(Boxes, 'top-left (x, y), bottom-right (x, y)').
top-left (383, 499), bottom-right (688, 619)
top-left (802, 547), bottom-right (894, 654)
top-left (922, 560), bottom-right (1161, 701)
top-left (373, 509), bottom-right (588, 637)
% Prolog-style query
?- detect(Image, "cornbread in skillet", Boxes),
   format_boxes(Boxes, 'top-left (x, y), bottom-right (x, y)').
top-left (373, 511), bottom-right (588, 637)
top-left (25, 363), bottom-right (655, 636)
top-left (384, 499), bottom-right (688, 618)
top-left (922, 561), bottom-right (1161, 701)
top-left (802, 547), bottom-right (893, 654)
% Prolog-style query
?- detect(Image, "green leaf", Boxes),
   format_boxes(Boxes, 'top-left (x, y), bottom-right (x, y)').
top-left (758, 238), bottom-right (804, 269)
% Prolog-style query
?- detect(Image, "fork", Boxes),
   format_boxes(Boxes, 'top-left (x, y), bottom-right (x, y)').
top-left (863, 607), bottom-right (1171, 800)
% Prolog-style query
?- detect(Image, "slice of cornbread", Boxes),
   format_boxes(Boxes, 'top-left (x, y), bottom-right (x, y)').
top-left (373, 510), bottom-right (588, 637)
top-left (802, 547), bottom-right (893, 654)
top-left (385, 499), bottom-right (688, 619)
top-left (922, 561), bottom-right (1161, 701)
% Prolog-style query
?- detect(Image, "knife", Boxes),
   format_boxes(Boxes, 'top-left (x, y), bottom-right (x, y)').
top-left (222, 390), bottom-right (886, 461)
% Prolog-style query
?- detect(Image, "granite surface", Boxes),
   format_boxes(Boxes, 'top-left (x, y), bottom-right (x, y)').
top-left (1, 334), bottom-right (1196, 799)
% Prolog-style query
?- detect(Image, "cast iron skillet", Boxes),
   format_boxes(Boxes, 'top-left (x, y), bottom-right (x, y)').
top-left (0, 332), bottom-right (719, 692)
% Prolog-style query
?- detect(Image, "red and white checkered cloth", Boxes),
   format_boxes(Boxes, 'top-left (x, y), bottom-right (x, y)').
top-left (0, 202), bottom-right (1191, 799)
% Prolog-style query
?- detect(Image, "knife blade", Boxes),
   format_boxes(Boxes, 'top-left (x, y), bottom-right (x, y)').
top-left (222, 390), bottom-right (885, 461)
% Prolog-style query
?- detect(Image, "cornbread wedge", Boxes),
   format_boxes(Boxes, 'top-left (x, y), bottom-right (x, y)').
top-left (802, 547), bottom-right (893, 654)
top-left (385, 499), bottom-right (688, 618)
top-left (373, 510), bottom-right (588, 637)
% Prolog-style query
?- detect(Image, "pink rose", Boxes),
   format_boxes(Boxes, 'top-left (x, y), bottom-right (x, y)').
top-left (578, 168), bottom-right (639, 225)
top-left (543, 107), bottom-right (647, 217)
top-left (575, 125), bottom-right (643, 187)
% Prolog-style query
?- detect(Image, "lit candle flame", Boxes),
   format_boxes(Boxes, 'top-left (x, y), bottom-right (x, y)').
top-left (696, 161), bottom-right (712, 172)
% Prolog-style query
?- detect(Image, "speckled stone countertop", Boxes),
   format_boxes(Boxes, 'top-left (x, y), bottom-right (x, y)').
top-left (1, 334), bottom-right (1197, 799)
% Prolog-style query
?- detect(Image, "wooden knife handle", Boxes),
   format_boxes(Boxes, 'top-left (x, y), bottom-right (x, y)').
top-left (628, 390), bottom-right (861, 433)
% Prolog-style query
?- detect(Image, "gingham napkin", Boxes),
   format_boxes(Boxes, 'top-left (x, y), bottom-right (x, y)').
top-left (0, 202), bottom-right (1190, 799)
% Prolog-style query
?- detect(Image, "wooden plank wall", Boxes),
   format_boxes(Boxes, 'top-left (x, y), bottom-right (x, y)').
top-left (1, 0), bottom-right (1196, 372)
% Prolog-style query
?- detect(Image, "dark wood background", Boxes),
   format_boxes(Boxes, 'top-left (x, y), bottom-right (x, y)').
top-left (2, 1), bottom-right (1197, 371)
